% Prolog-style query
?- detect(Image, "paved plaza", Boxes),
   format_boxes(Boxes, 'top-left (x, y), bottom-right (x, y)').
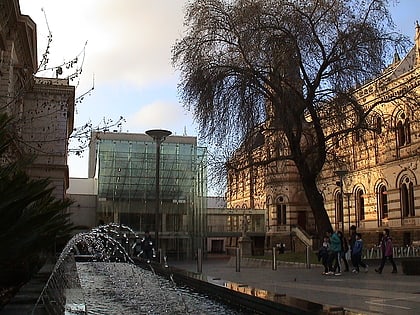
top-left (170, 256), bottom-right (420, 315)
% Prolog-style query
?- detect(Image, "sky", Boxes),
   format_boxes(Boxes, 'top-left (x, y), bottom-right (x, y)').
top-left (18, 0), bottom-right (420, 180)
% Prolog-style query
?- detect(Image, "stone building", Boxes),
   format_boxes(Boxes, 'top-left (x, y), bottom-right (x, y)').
top-left (227, 24), bottom-right (420, 250)
top-left (0, 0), bottom-right (75, 199)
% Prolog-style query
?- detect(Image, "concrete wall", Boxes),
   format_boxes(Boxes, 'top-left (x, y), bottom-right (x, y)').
top-left (67, 178), bottom-right (98, 232)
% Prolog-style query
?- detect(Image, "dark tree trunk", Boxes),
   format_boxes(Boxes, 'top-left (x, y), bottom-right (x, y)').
top-left (300, 171), bottom-right (332, 237)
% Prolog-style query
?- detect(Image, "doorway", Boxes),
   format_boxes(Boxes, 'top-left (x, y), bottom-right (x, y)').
top-left (297, 211), bottom-right (307, 230)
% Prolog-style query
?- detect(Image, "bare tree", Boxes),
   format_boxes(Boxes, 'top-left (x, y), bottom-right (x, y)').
top-left (0, 6), bottom-right (125, 158)
top-left (172, 0), bottom-right (413, 235)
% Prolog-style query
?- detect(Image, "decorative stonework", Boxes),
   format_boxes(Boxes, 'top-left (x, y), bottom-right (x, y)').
top-left (0, 0), bottom-right (75, 200)
top-left (227, 24), bottom-right (420, 247)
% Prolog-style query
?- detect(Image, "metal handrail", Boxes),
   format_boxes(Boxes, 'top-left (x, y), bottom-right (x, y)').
top-left (363, 246), bottom-right (420, 259)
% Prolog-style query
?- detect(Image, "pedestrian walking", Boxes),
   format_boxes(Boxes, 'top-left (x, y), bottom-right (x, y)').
top-left (318, 235), bottom-right (330, 275)
top-left (337, 230), bottom-right (349, 272)
top-left (375, 228), bottom-right (397, 274)
top-left (329, 230), bottom-right (342, 275)
top-left (349, 225), bottom-right (368, 272)
top-left (351, 233), bottom-right (364, 273)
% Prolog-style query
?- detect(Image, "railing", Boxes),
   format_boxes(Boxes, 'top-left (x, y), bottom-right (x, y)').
top-left (291, 225), bottom-right (315, 247)
top-left (206, 224), bottom-right (265, 233)
top-left (363, 246), bottom-right (420, 259)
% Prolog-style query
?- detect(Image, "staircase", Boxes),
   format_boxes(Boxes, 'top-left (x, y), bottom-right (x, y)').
top-left (290, 225), bottom-right (317, 249)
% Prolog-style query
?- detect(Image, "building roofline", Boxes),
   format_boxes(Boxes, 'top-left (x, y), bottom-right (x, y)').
top-left (91, 131), bottom-right (197, 145)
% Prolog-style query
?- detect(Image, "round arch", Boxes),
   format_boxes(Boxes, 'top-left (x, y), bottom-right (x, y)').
top-left (396, 170), bottom-right (417, 218)
top-left (351, 183), bottom-right (367, 226)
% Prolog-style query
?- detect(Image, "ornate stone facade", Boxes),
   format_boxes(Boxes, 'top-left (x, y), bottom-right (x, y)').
top-left (0, 0), bottom-right (75, 199)
top-left (227, 24), bottom-right (420, 248)
top-left (321, 23), bottom-right (420, 246)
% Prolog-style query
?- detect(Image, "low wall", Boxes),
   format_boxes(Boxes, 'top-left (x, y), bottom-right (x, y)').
top-left (133, 258), bottom-right (343, 315)
top-left (401, 257), bottom-right (420, 275)
top-left (227, 256), bottom-right (320, 269)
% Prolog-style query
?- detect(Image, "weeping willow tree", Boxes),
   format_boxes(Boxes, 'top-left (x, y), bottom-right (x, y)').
top-left (0, 113), bottom-right (74, 289)
top-left (172, 0), bottom-right (411, 235)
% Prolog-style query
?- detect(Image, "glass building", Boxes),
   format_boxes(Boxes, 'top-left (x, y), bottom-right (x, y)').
top-left (88, 132), bottom-right (207, 259)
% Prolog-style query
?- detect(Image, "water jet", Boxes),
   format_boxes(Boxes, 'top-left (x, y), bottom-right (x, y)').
top-left (27, 223), bottom-right (340, 315)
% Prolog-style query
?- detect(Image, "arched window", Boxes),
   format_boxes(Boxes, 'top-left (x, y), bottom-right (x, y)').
top-left (397, 120), bottom-right (405, 146)
top-left (400, 177), bottom-right (415, 217)
top-left (371, 114), bottom-right (382, 135)
top-left (378, 185), bottom-right (388, 220)
top-left (376, 116), bottom-right (382, 134)
top-left (409, 182), bottom-right (415, 216)
top-left (356, 188), bottom-right (365, 222)
top-left (396, 112), bottom-right (411, 147)
top-left (276, 196), bottom-right (287, 225)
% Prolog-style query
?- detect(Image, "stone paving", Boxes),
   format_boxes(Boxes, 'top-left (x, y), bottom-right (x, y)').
top-left (2, 256), bottom-right (420, 315)
top-left (0, 264), bottom-right (52, 315)
top-left (170, 256), bottom-right (420, 315)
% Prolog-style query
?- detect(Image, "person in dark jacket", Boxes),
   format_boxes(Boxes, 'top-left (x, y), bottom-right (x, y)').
top-left (318, 235), bottom-right (330, 275)
top-left (349, 225), bottom-right (368, 272)
top-left (375, 228), bottom-right (397, 274)
top-left (351, 233), bottom-right (364, 273)
top-left (141, 230), bottom-right (155, 263)
top-left (337, 230), bottom-right (349, 272)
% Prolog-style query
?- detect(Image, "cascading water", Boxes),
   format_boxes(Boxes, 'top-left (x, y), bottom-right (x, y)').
top-left (77, 262), bottom-right (242, 315)
top-left (32, 224), bottom-right (243, 315)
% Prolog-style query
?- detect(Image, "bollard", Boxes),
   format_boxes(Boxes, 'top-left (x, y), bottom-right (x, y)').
top-left (272, 247), bottom-right (277, 270)
top-left (306, 246), bottom-right (311, 269)
top-left (235, 247), bottom-right (241, 272)
top-left (158, 248), bottom-right (163, 264)
top-left (197, 248), bottom-right (202, 273)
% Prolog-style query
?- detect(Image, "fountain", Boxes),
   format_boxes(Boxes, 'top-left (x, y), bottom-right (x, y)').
top-left (31, 224), bottom-right (243, 315)
top-left (26, 223), bottom-right (337, 314)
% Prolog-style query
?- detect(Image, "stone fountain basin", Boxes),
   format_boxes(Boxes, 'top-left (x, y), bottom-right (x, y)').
top-left (133, 258), bottom-right (343, 315)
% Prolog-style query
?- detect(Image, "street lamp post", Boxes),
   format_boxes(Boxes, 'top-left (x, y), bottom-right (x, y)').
top-left (146, 129), bottom-right (172, 255)
top-left (335, 170), bottom-right (348, 232)
top-left (344, 192), bottom-right (352, 234)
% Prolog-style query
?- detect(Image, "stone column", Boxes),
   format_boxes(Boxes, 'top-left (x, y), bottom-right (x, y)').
top-left (239, 236), bottom-right (252, 256)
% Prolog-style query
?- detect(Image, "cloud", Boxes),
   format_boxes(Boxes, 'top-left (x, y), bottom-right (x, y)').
top-left (124, 100), bottom-right (196, 136)
top-left (20, 0), bottom-right (187, 89)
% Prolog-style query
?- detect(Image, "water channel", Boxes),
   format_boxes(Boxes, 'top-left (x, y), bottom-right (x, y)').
top-left (34, 224), bottom-right (249, 315)
top-left (75, 262), bottom-right (244, 315)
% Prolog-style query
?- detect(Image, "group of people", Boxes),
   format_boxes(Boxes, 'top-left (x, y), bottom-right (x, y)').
top-left (318, 226), bottom-right (397, 275)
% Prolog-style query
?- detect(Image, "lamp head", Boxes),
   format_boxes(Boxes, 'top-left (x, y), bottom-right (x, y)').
top-left (146, 129), bottom-right (172, 142)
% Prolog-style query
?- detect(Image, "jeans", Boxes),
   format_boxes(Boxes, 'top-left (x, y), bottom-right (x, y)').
top-left (378, 255), bottom-right (397, 272)
top-left (328, 251), bottom-right (341, 272)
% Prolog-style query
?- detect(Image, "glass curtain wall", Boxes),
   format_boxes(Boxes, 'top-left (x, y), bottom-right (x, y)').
top-left (95, 134), bottom-right (207, 260)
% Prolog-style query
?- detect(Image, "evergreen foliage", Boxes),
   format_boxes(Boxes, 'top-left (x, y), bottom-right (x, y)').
top-left (0, 113), bottom-right (74, 285)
